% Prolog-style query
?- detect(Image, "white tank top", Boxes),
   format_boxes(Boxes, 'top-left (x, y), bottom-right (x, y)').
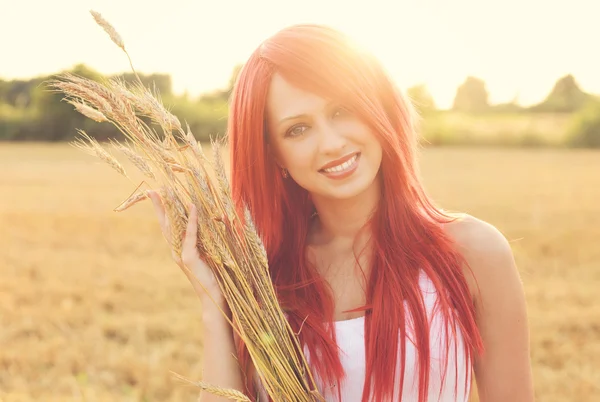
top-left (259, 271), bottom-right (472, 401)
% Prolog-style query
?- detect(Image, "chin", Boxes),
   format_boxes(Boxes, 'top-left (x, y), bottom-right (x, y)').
top-left (315, 172), bottom-right (379, 201)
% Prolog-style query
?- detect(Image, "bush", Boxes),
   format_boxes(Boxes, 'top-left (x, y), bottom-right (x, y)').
top-left (0, 103), bottom-right (31, 140)
top-left (567, 98), bottom-right (600, 148)
top-left (169, 96), bottom-right (229, 141)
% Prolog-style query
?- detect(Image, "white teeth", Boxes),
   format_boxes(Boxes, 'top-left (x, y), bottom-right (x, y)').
top-left (322, 154), bottom-right (358, 173)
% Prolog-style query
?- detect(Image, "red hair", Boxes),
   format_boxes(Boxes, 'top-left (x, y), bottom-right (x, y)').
top-left (228, 24), bottom-right (483, 401)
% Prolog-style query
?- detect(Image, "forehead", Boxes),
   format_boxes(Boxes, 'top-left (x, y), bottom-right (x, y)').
top-left (266, 73), bottom-right (329, 122)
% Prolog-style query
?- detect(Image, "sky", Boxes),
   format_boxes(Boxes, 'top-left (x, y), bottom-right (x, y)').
top-left (1, 0), bottom-right (598, 109)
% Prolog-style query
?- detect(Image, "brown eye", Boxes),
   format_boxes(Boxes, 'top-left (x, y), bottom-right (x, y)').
top-left (286, 124), bottom-right (309, 137)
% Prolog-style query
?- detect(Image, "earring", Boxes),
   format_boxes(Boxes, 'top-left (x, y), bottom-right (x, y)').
top-left (281, 168), bottom-right (289, 178)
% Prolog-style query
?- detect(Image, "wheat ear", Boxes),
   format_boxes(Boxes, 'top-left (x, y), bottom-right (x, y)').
top-left (170, 372), bottom-right (251, 402)
top-left (71, 129), bottom-right (127, 177)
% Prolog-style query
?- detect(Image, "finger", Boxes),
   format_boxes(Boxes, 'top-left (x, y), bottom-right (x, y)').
top-left (172, 250), bottom-right (184, 267)
top-left (147, 190), bottom-right (165, 217)
top-left (182, 204), bottom-right (199, 261)
top-left (147, 190), bottom-right (168, 233)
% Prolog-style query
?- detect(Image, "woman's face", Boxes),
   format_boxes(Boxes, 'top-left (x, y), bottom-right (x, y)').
top-left (265, 73), bottom-right (383, 201)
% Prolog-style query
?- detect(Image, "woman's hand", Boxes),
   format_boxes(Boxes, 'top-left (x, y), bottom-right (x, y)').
top-left (148, 190), bottom-right (244, 398)
top-left (147, 190), bottom-right (225, 309)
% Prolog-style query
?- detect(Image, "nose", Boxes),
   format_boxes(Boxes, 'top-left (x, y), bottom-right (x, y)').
top-left (317, 121), bottom-right (347, 155)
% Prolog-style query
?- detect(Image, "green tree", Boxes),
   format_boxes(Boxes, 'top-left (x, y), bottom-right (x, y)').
top-left (567, 96), bottom-right (600, 147)
top-left (0, 63), bottom-right (230, 142)
top-left (452, 76), bottom-right (489, 113)
top-left (531, 74), bottom-right (590, 113)
top-left (0, 79), bottom-right (8, 102)
top-left (70, 63), bottom-right (105, 82)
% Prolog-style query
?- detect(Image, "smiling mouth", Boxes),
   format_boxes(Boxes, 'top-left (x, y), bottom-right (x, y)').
top-left (319, 153), bottom-right (360, 174)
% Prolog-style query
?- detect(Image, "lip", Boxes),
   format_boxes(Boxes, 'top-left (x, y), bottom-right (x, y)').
top-left (318, 153), bottom-right (361, 181)
top-left (318, 152), bottom-right (361, 171)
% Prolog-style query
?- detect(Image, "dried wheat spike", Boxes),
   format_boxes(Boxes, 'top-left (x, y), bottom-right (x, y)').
top-left (71, 130), bottom-right (127, 177)
top-left (163, 189), bottom-right (187, 256)
top-left (196, 207), bottom-right (221, 265)
top-left (211, 137), bottom-right (232, 195)
top-left (112, 141), bottom-right (155, 179)
top-left (131, 83), bottom-right (182, 133)
top-left (182, 122), bottom-right (207, 160)
top-left (168, 163), bottom-right (189, 173)
top-left (90, 10), bottom-right (125, 51)
top-left (150, 142), bottom-right (178, 164)
top-left (114, 191), bottom-right (148, 212)
top-left (243, 205), bottom-right (268, 267)
top-left (71, 101), bottom-right (107, 122)
top-left (170, 372), bottom-right (250, 402)
top-left (55, 75), bottom-right (114, 115)
top-left (197, 381), bottom-right (251, 402)
top-left (67, 100), bottom-right (107, 123)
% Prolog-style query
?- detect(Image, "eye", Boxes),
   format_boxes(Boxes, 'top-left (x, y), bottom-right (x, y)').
top-left (332, 106), bottom-right (350, 118)
top-left (286, 124), bottom-right (309, 138)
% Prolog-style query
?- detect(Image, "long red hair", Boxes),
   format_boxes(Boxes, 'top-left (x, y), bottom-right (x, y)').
top-left (227, 24), bottom-right (483, 401)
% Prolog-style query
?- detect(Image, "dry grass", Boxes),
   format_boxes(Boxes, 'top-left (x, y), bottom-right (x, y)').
top-left (1, 143), bottom-right (599, 402)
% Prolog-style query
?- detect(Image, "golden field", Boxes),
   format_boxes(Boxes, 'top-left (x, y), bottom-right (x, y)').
top-left (1, 143), bottom-right (598, 402)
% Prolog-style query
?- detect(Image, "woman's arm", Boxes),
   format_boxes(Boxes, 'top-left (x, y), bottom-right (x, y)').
top-left (147, 193), bottom-right (246, 401)
top-left (448, 215), bottom-right (535, 402)
top-left (199, 299), bottom-right (246, 402)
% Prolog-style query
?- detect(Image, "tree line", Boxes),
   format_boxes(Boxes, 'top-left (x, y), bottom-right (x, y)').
top-left (1, 64), bottom-right (598, 147)
top-left (408, 74), bottom-right (595, 114)
top-left (0, 64), bottom-right (230, 143)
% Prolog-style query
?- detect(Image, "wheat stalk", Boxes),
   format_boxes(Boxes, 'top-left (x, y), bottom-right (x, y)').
top-left (48, 10), bottom-right (325, 402)
top-left (111, 139), bottom-right (156, 179)
top-left (114, 190), bottom-right (148, 212)
top-left (90, 10), bottom-right (124, 50)
top-left (89, 10), bottom-right (142, 84)
top-left (67, 100), bottom-right (107, 122)
top-left (171, 372), bottom-right (252, 402)
top-left (70, 129), bottom-right (127, 177)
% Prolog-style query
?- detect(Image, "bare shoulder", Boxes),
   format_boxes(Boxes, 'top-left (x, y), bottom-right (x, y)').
top-left (443, 213), bottom-right (521, 301)
top-left (444, 213), bottom-right (514, 258)
top-left (443, 216), bottom-right (534, 400)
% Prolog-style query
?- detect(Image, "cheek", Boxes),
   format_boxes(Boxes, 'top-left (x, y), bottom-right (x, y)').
top-left (360, 130), bottom-right (383, 168)
top-left (349, 122), bottom-right (380, 149)
top-left (280, 142), bottom-right (315, 172)
top-left (370, 136), bottom-right (383, 159)
top-left (373, 144), bottom-right (384, 170)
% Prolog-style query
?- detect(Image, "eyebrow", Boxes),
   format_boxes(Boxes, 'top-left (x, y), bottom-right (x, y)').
top-left (277, 101), bottom-right (336, 128)
top-left (278, 113), bottom-right (308, 128)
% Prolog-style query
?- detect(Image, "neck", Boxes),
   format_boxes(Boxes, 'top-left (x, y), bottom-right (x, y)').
top-left (309, 179), bottom-right (380, 246)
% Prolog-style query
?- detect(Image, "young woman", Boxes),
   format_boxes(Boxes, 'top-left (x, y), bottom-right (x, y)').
top-left (148, 24), bottom-right (534, 402)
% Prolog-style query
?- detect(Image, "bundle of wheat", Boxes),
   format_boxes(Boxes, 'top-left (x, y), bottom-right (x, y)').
top-left (47, 10), bottom-right (323, 402)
